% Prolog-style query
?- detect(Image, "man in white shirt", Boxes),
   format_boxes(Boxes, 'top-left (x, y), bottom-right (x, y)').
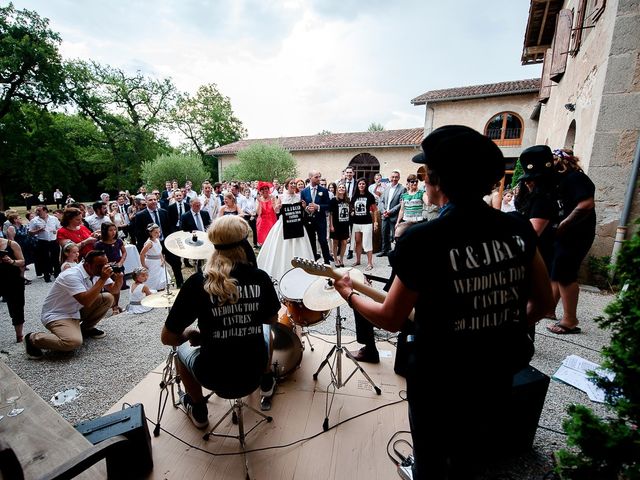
top-left (184, 180), bottom-right (198, 202)
top-left (199, 181), bottom-right (219, 220)
top-left (24, 251), bottom-right (124, 359)
top-left (368, 173), bottom-right (387, 207)
top-left (29, 205), bottom-right (61, 282)
top-left (231, 183), bottom-right (248, 211)
top-left (53, 188), bottom-right (63, 209)
top-left (85, 201), bottom-right (109, 232)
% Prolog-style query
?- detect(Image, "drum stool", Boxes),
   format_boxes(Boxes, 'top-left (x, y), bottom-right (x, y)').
top-left (202, 381), bottom-right (273, 479)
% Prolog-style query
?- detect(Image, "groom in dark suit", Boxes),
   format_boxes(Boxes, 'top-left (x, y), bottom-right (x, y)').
top-left (300, 170), bottom-right (332, 264)
top-left (134, 193), bottom-right (184, 288)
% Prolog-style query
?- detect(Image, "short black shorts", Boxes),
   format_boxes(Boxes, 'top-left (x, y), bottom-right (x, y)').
top-left (550, 232), bottom-right (595, 284)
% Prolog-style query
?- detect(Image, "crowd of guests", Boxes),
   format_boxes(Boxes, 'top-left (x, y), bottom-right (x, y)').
top-left (0, 129), bottom-right (599, 478)
top-left (1, 147), bottom-right (595, 355)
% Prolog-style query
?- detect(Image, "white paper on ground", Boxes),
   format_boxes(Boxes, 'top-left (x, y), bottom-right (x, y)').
top-left (51, 386), bottom-right (83, 406)
top-left (552, 355), bottom-right (614, 403)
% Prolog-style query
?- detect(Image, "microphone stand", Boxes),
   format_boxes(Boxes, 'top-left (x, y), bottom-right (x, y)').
top-left (312, 281), bottom-right (381, 430)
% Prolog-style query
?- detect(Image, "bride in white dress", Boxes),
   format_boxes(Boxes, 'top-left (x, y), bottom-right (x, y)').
top-left (257, 178), bottom-right (314, 283)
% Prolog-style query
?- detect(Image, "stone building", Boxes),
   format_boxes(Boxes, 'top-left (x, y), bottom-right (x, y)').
top-left (208, 128), bottom-right (423, 185)
top-left (411, 78), bottom-right (541, 185)
top-left (521, 0), bottom-right (640, 257)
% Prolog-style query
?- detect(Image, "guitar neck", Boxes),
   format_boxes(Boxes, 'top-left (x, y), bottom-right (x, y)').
top-left (323, 267), bottom-right (415, 322)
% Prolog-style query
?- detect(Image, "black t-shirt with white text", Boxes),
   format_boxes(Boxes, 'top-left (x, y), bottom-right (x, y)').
top-left (394, 202), bottom-right (537, 382)
top-left (165, 264), bottom-right (280, 389)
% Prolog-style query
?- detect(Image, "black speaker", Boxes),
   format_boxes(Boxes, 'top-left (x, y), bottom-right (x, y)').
top-left (506, 365), bottom-right (550, 454)
top-left (75, 403), bottom-right (153, 478)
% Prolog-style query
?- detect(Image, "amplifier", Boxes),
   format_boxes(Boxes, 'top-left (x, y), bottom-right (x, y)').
top-left (75, 403), bottom-right (153, 478)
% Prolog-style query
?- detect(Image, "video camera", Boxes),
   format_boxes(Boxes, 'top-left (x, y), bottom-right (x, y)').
top-left (109, 263), bottom-right (125, 274)
top-left (0, 250), bottom-right (9, 258)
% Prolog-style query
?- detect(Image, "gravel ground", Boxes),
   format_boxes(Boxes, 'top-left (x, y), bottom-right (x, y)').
top-left (0, 259), bottom-right (614, 479)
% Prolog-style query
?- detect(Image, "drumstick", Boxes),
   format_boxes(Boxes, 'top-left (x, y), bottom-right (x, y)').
top-left (291, 257), bottom-right (415, 321)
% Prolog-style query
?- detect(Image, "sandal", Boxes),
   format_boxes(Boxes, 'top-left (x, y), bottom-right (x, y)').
top-left (365, 265), bottom-right (373, 271)
top-left (112, 306), bottom-right (123, 315)
top-left (547, 322), bottom-right (581, 335)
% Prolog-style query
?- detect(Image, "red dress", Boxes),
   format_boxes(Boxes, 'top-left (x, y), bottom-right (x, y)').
top-left (256, 198), bottom-right (277, 245)
top-left (57, 226), bottom-right (93, 258)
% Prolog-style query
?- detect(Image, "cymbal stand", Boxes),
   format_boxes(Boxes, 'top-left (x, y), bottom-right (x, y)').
top-left (154, 346), bottom-right (183, 437)
top-left (300, 326), bottom-right (315, 352)
top-left (313, 305), bottom-right (381, 429)
top-left (153, 302), bottom-right (211, 437)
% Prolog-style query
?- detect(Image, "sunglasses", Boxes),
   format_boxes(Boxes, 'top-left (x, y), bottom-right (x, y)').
top-left (409, 180), bottom-right (419, 184)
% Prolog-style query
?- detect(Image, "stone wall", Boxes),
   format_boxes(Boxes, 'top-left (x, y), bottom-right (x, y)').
top-left (589, 0), bottom-right (640, 257)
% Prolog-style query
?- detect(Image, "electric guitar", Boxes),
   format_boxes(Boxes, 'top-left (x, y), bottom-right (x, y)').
top-left (291, 257), bottom-right (415, 321)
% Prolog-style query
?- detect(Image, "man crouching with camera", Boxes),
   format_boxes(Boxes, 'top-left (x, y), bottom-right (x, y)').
top-left (24, 250), bottom-right (124, 359)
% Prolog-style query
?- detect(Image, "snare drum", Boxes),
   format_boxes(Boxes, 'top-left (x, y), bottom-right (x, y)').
top-left (279, 268), bottom-right (329, 327)
top-left (271, 313), bottom-right (304, 378)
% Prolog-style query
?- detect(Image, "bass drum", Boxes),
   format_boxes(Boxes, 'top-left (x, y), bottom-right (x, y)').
top-left (279, 267), bottom-right (329, 327)
top-left (270, 313), bottom-right (304, 378)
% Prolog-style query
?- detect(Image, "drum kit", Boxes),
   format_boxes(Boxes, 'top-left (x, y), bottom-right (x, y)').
top-left (142, 230), bottom-right (382, 435)
top-left (276, 260), bottom-right (381, 397)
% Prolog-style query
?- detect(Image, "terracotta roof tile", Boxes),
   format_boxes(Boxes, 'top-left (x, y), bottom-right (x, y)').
top-left (411, 78), bottom-right (541, 105)
top-left (208, 128), bottom-right (424, 156)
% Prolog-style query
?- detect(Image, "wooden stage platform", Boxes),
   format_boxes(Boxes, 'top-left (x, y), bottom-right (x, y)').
top-left (108, 334), bottom-right (410, 480)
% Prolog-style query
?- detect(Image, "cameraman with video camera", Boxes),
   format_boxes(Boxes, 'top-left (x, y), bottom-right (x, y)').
top-left (24, 250), bottom-right (124, 359)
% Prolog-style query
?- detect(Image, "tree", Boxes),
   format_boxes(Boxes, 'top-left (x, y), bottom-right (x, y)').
top-left (511, 158), bottom-right (524, 188)
top-left (63, 60), bottom-right (176, 190)
top-left (317, 129), bottom-right (332, 135)
top-left (0, 104), bottom-right (111, 208)
top-left (222, 143), bottom-right (296, 182)
top-left (140, 152), bottom-right (209, 191)
top-left (367, 122), bottom-right (385, 132)
top-left (555, 221), bottom-right (640, 479)
top-left (171, 83), bottom-right (246, 157)
top-left (0, 3), bottom-right (66, 120)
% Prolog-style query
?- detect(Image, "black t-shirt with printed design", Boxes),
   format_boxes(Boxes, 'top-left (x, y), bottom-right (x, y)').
top-left (350, 191), bottom-right (376, 225)
top-left (394, 202), bottom-right (537, 384)
top-left (329, 197), bottom-right (351, 237)
top-left (165, 264), bottom-right (280, 389)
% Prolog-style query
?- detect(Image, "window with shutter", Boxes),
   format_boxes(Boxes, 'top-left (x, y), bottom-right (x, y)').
top-left (550, 9), bottom-right (573, 82)
top-left (539, 48), bottom-right (553, 102)
top-left (571, 0), bottom-right (588, 55)
top-left (484, 112), bottom-right (524, 147)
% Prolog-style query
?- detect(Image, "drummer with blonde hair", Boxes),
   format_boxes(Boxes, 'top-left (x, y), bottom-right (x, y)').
top-left (161, 216), bottom-right (281, 428)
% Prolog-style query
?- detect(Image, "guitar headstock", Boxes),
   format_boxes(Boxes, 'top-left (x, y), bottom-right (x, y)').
top-left (291, 257), bottom-right (338, 279)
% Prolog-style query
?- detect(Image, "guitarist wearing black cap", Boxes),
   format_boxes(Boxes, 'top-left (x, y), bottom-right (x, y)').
top-left (333, 125), bottom-right (554, 480)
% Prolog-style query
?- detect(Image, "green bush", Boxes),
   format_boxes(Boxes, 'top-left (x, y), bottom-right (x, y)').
top-left (556, 221), bottom-right (640, 479)
top-left (140, 153), bottom-right (209, 191)
top-left (222, 143), bottom-right (296, 182)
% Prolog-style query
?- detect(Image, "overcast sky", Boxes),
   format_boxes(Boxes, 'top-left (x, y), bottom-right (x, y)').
top-left (13, 0), bottom-right (541, 140)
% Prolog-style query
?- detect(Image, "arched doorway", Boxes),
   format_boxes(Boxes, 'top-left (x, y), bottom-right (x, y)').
top-left (349, 153), bottom-right (380, 185)
top-left (565, 120), bottom-right (576, 150)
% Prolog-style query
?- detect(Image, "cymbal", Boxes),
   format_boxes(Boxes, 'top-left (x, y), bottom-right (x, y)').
top-left (141, 290), bottom-right (180, 308)
top-left (302, 267), bottom-right (365, 311)
top-left (164, 230), bottom-right (214, 260)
